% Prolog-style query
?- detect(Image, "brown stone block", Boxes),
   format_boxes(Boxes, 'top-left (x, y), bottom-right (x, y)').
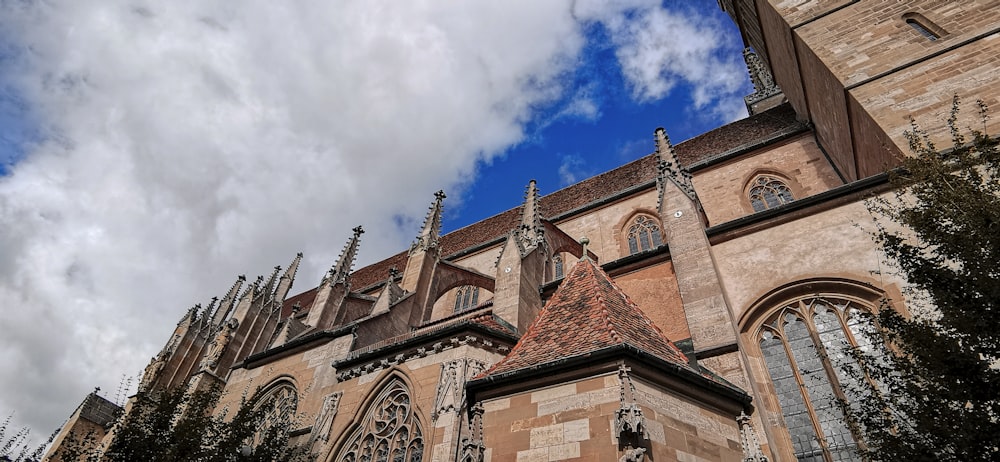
top-left (510, 414), bottom-right (556, 432)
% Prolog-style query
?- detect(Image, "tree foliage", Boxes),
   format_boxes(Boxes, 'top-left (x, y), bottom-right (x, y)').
top-left (55, 385), bottom-right (312, 462)
top-left (0, 414), bottom-right (52, 462)
top-left (846, 97), bottom-right (1000, 461)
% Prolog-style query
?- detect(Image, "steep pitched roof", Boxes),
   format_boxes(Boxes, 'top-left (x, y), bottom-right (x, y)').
top-left (478, 256), bottom-right (691, 378)
top-left (283, 103), bottom-right (802, 313)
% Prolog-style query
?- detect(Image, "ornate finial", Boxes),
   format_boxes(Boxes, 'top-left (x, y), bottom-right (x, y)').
top-left (580, 237), bottom-right (590, 260)
top-left (515, 180), bottom-right (545, 253)
top-left (212, 275), bottom-right (246, 327)
top-left (291, 302), bottom-right (302, 315)
top-left (274, 252), bottom-right (304, 305)
top-left (743, 48), bottom-right (780, 106)
top-left (654, 127), bottom-right (698, 204)
top-left (389, 266), bottom-right (401, 279)
top-left (411, 191), bottom-right (445, 254)
top-left (326, 226), bottom-right (364, 286)
top-left (738, 411), bottom-right (769, 462)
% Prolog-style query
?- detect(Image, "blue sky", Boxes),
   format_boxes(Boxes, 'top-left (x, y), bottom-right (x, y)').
top-left (440, 2), bottom-right (749, 231)
top-left (0, 0), bottom-right (750, 437)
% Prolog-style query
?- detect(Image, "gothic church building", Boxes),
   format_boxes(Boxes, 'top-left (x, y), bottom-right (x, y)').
top-left (48, 1), bottom-right (1000, 461)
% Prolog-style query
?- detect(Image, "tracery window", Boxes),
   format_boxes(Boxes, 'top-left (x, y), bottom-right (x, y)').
top-left (749, 175), bottom-right (794, 212)
top-left (553, 254), bottom-right (564, 279)
top-left (626, 215), bottom-right (663, 255)
top-left (454, 286), bottom-right (480, 313)
top-left (249, 381), bottom-right (298, 446)
top-left (336, 378), bottom-right (424, 462)
top-left (756, 295), bottom-right (878, 462)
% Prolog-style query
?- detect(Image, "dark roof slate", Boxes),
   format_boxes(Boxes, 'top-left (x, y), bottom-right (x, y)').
top-left (284, 104), bottom-right (801, 314)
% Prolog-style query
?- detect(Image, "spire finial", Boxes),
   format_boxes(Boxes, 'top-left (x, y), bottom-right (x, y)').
top-left (274, 252), bottom-right (304, 305)
top-left (743, 47), bottom-right (779, 103)
top-left (212, 274), bottom-right (246, 327)
top-left (327, 226), bottom-right (364, 286)
top-left (580, 237), bottom-right (590, 261)
top-left (411, 191), bottom-right (445, 254)
top-left (654, 127), bottom-right (698, 204)
top-left (516, 180), bottom-right (545, 252)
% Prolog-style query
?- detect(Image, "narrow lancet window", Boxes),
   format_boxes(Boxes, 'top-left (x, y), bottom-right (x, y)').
top-left (903, 13), bottom-right (944, 41)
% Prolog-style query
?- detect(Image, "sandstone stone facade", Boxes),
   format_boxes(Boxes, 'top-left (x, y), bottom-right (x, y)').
top-left (47, 2), bottom-right (995, 461)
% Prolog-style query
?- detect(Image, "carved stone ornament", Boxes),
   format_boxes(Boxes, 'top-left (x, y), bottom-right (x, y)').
top-left (460, 402), bottom-right (486, 462)
top-left (432, 358), bottom-right (487, 422)
top-left (619, 446), bottom-right (647, 462)
top-left (201, 318), bottom-right (238, 370)
top-left (743, 47), bottom-right (781, 105)
top-left (738, 411), bottom-right (769, 462)
top-left (615, 403), bottom-right (646, 439)
top-left (335, 378), bottom-right (424, 462)
top-left (138, 352), bottom-right (168, 392)
top-left (311, 391), bottom-right (343, 444)
top-left (615, 365), bottom-right (648, 441)
top-left (336, 335), bottom-right (507, 382)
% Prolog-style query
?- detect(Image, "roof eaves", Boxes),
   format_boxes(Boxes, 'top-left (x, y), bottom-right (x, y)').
top-left (467, 343), bottom-right (750, 404)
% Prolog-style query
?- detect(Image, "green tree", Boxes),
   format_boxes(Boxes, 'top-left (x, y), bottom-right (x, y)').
top-left (1, 414), bottom-right (52, 462)
top-left (845, 97), bottom-right (1000, 461)
top-left (56, 385), bottom-right (312, 462)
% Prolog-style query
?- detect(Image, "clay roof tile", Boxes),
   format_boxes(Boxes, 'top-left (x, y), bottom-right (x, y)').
top-left (477, 256), bottom-right (691, 378)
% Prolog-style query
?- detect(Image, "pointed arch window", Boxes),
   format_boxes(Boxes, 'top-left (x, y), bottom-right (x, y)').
top-left (248, 381), bottom-right (298, 447)
top-left (749, 175), bottom-right (794, 212)
top-left (553, 254), bottom-right (564, 279)
top-left (626, 215), bottom-right (663, 255)
top-left (454, 286), bottom-right (480, 313)
top-left (336, 378), bottom-right (424, 462)
top-left (756, 295), bottom-right (879, 462)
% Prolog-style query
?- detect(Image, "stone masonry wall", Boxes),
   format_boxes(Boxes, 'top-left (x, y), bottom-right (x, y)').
top-left (692, 134), bottom-right (843, 225)
top-left (480, 373), bottom-right (744, 462)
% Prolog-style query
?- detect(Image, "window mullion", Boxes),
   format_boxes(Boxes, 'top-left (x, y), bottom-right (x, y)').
top-left (780, 307), bottom-right (835, 462)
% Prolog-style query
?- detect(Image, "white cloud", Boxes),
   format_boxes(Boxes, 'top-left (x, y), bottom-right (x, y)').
top-left (579, 1), bottom-right (750, 121)
top-left (0, 0), bottom-right (749, 439)
top-left (557, 153), bottom-right (589, 186)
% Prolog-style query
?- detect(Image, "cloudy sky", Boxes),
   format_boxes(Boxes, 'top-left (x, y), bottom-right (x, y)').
top-left (0, 0), bottom-right (750, 440)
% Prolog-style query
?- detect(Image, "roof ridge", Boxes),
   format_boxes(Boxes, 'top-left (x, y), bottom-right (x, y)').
top-left (478, 257), bottom-right (692, 380)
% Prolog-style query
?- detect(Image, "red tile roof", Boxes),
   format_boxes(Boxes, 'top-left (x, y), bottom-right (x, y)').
top-left (284, 104), bottom-right (801, 314)
top-left (477, 256), bottom-right (691, 378)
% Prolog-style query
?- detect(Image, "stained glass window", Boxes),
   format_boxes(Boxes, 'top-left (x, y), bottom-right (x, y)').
top-left (454, 286), bottom-right (480, 313)
top-left (336, 378), bottom-right (424, 462)
top-left (626, 215), bottom-right (663, 255)
top-left (749, 176), bottom-right (794, 212)
top-left (249, 381), bottom-right (298, 447)
top-left (553, 254), bottom-right (564, 279)
top-left (757, 295), bottom-right (874, 462)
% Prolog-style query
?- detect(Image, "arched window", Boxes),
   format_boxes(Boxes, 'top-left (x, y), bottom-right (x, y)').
top-left (249, 381), bottom-right (298, 447)
top-left (903, 13), bottom-right (944, 41)
top-left (336, 377), bottom-right (424, 462)
top-left (454, 286), bottom-right (480, 313)
top-left (553, 254), bottom-right (564, 279)
top-left (749, 175), bottom-right (794, 212)
top-left (755, 294), bottom-right (879, 462)
top-left (626, 215), bottom-right (663, 255)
